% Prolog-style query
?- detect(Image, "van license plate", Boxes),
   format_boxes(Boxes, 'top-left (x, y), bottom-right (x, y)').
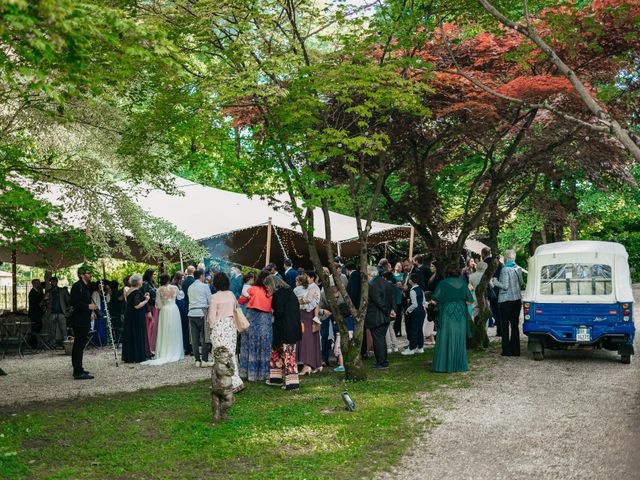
top-left (576, 328), bottom-right (591, 342)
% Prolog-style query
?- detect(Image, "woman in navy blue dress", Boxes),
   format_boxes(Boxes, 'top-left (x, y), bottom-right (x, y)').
top-left (122, 274), bottom-right (151, 363)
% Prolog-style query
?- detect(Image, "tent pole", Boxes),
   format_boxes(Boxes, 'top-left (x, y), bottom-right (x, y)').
top-left (384, 242), bottom-right (388, 258)
top-left (265, 217), bottom-right (273, 266)
top-left (11, 249), bottom-right (17, 312)
top-left (101, 259), bottom-right (107, 280)
top-left (337, 242), bottom-right (341, 257)
top-left (409, 226), bottom-right (415, 260)
top-left (179, 250), bottom-right (184, 272)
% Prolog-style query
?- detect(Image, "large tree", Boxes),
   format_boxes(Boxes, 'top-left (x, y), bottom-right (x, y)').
top-left (127, 0), bottom-right (432, 379)
top-left (363, 1), bottom-right (636, 262)
top-left (0, 0), bottom-right (204, 263)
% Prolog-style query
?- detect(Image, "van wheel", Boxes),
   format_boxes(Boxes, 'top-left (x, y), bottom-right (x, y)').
top-left (533, 351), bottom-right (544, 361)
top-left (621, 354), bottom-right (631, 365)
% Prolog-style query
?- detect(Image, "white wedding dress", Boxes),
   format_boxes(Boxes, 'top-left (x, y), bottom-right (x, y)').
top-left (141, 285), bottom-right (184, 366)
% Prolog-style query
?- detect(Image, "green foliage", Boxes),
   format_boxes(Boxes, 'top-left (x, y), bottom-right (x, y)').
top-left (0, 0), bottom-right (203, 264)
top-left (579, 166), bottom-right (640, 281)
top-left (498, 206), bottom-right (544, 252)
top-left (103, 260), bottom-right (155, 284)
top-left (0, 180), bottom-right (59, 251)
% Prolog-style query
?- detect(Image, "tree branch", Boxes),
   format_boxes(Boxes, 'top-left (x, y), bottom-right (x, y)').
top-left (476, 0), bottom-right (640, 161)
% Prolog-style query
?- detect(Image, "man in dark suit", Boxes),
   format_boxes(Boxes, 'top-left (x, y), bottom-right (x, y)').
top-left (28, 279), bottom-right (44, 347)
top-left (481, 247), bottom-right (502, 336)
top-left (70, 266), bottom-right (97, 379)
top-left (181, 265), bottom-right (196, 355)
top-left (381, 271), bottom-right (399, 352)
top-left (265, 263), bottom-right (283, 280)
top-left (346, 263), bottom-right (362, 310)
top-left (414, 255), bottom-right (429, 291)
top-left (365, 266), bottom-right (392, 369)
top-left (283, 259), bottom-right (299, 289)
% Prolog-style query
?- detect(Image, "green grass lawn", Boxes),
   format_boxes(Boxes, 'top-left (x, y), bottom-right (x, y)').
top-left (0, 349), bottom-right (490, 479)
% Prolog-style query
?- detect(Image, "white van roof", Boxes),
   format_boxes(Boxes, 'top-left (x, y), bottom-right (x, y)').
top-left (534, 240), bottom-right (628, 258)
top-left (525, 240), bottom-right (633, 303)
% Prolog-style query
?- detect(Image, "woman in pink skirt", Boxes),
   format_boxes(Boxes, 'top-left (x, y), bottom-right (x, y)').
top-left (293, 272), bottom-right (322, 375)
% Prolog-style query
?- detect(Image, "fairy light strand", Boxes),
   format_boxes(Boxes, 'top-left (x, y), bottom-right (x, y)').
top-left (273, 225), bottom-right (289, 259)
top-left (251, 242), bottom-right (267, 268)
top-left (228, 225), bottom-right (265, 256)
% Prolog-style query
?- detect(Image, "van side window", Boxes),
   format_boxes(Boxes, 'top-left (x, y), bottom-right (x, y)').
top-left (540, 264), bottom-right (612, 295)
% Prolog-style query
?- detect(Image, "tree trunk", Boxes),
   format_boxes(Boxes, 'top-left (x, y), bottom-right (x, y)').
top-left (469, 274), bottom-right (491, 350)
top-left (469, 256), bottom-right (500, 349)
top-left (11, 249), bottom-right (17, 313)
top-left (487, 210), bottom-right (500, 255)
top-left (529, 231), bottom-right (543, 256)
top-left (470, 211), bottom-right (500, 350)
top-left (304, 210), bottom-right (368, 381)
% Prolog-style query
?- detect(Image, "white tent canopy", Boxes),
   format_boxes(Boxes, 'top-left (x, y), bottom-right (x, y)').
top-left (2, 175), bottom-right (488, 268)
top-left (133, 177), bottom-right (489, 266)
top-left (135, 176), bottom-right (401, 243)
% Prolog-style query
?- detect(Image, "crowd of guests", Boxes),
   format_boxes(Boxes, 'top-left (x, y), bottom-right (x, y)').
top-left (27, 275), bottom-right (115, 354)
top-left (51, 246), bottom-right (523, 382)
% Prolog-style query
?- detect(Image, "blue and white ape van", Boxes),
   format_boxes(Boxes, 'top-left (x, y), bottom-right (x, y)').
top-left (523, 241), bottom-right (635, 364)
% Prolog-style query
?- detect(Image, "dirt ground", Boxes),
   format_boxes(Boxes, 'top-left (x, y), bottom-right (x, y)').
top-left (379, 286), bottom-right (640, 480)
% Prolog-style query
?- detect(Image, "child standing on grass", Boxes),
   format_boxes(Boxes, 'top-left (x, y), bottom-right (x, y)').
top-left (402, 273), bottom-right (426, 355)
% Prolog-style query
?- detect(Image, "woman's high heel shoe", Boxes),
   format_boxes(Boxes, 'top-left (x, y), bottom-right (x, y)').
top-left (299, 366), bottom-right (312, 376)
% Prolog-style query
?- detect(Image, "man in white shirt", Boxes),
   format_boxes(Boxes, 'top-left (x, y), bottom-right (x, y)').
top-left (187, 269), bottom-right (212, 367)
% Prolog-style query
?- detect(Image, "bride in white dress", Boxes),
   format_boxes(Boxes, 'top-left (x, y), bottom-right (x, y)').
top-left (142, 275), bottom-right (184, 366)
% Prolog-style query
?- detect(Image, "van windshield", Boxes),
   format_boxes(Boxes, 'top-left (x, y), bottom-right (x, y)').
top-left (540, 263), bottom-right (612, 296)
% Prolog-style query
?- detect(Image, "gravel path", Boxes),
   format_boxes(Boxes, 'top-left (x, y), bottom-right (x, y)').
top-left (379, 286), bottom-right (640, 480)
top-left (0, 347), bottom-right (210, 409)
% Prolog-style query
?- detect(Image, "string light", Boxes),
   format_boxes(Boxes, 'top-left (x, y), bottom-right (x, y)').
top-left (273, 225), bottom-right (289, 259)
top-left (198, 221), bottom-right (414, 267)
top-left (251, 242), bottom-right (267, 268)
top-left (283, 229), bottom-right (304, 259)
top-left (226, 225), bottom-right (266, 256)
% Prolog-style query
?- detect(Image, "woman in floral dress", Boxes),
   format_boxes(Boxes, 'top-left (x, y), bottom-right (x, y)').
top-left (208, 272), bottom-right (244, 393)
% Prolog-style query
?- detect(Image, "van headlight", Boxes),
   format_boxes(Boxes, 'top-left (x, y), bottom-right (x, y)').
top-left (524, 314), bottom-right (531, 320)
top-left (623, 316), bottom-right (630, 321)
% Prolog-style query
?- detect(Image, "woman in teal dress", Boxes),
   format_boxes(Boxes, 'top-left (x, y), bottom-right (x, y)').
top-left (431, 263), bottom-right (474, 373)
